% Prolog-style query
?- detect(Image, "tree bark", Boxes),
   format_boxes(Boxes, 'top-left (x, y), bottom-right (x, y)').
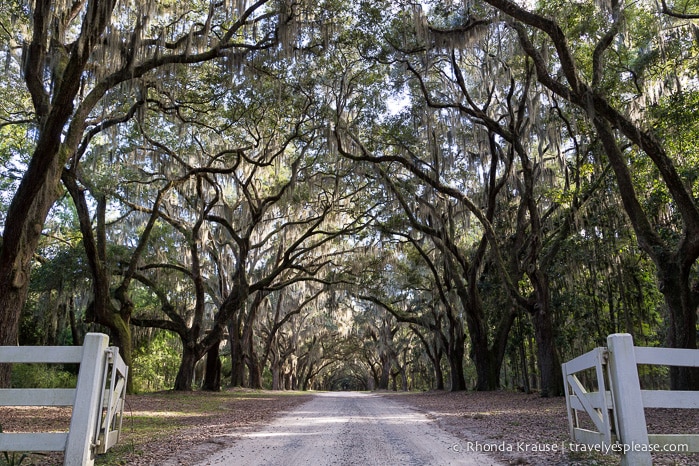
top-left (378, 352), bottom-right (391, 390)
top-left (0, 148), bottom-right (68, 386)
top-left (229, 316), bottom-right (245, 387)
top-left (272, 360), bottom-right (282, 391)
top-left (434, 356), bottom-right (445, 390)
top-left (657, 261), bottom-right (699, 389)
top-left (247, 355), bottom-right (263, 389)
top-left (0, 0), bottom-right (118, 387)
top-left (594, 118), bottom-right (699, 389)
top-left (202, 343), bottom-right (222, 391)
top-left (529, 307), bottom-right (562, 397)
top-left (174, 345), bottom-right (200, 391)
top-left (69, 297), bottom-right (82, 346)
top-left (482, 0), bottom-right (699, 389)
top-left (447, 329), bottom-right (468, 391)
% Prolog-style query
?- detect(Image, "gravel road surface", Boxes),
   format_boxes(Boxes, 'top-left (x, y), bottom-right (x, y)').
top-left (195, 391), bottom-right (503, 466)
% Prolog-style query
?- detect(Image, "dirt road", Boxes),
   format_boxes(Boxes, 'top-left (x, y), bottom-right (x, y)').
top-left (194, 392), bottom-right (502, 465)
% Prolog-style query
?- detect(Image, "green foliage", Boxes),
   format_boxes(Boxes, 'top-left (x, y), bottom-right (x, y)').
top-left (10, 364), bottom-right (77, 389)
top-left (0, 451), bottom-right (30, 466)
top-left (3, 0), bottom-right (696, 398)
top-left (30, 245), bottom-right (90, 293)
top-left (131, 331), bottom-right (182, 393)
top-left (262, 366), bottom-right (273, 390)
top-left (652, 90), bottom-right (699, 196)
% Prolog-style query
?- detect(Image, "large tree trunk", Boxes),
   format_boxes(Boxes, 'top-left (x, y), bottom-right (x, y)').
top-left (270, 346), bottom-right (286, 391)
top-left (445, 315), bottom-right (467, 391)
top-left (528, 273), bottom-right (563, 397)
top-left (247, 356), bottom-right (263, 389)
top-left (530, 308), bottom-right (562, 397)
top-left (65, 176), bottom-right (139, 393)
top-left (469, 332), bottom-right (496, 391)
top-left (658, 261), bottom-right (699, 390)
top-left (400, 365), bottom-right (408, 391)
top-left (0, 287), bottom-right (28, 386)
top-left (593, 118), bottom-right (699, 389)
top-left (482, 1), bottom-right (699, 391)
top-left (109, 314), bottom-right (134, 392)
top-left (242, 323), bottom-right (262, 389)
top-left (202, 343), bottom-right (222, 391)
top-left (301, 362), bottom-right (314, 391)
top-left (272, 362), bottom-right (282, 390)
top-left (378, 352), bottom-right (391, 390)
top-left (0, 149), bottom-right (66, 386)
top-left (463, 295), bottom-right (512, 391)
top-left (228, 316), bottom-right (245, 387)
top-left (434, 356), bottom-right (445, 390)
top-left (174, 345), bottom-right (200, 391)
top-left (447, 339), bottom-right (467, 392)
top-left (68, 298), bottom-right (82, 346)
top-left (0, 0), bottom-right (118, 387)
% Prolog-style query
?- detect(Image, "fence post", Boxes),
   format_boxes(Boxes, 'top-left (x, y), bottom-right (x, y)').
top-left (64, 333), bottom-right (109, 466)
top-left (607, 333), bottom-right (651, 466)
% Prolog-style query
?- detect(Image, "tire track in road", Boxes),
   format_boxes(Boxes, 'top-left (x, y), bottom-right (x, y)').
top-left (195, 392), bottom-right (503, 466)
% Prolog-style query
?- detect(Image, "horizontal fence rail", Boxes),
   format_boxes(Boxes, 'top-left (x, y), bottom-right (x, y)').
top-left (0, 333), bottom-right (128, 466)
top-left (563, 333), bottom-right (699, 466)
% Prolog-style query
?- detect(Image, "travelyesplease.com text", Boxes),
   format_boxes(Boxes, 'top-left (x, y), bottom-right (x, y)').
top-left (451, 441), bottom-right (689, 454)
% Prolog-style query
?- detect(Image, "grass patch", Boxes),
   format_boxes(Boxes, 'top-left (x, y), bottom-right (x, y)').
top-left (0, 389), bottom-right (312, 465)
top-left (94, 388), bottom-right (311, 465)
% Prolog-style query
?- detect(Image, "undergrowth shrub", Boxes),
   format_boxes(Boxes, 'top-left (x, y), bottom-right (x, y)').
top-left (11, 364), bottom-right (77, 388)
top-left (132, 331), bottom-right (181, 392)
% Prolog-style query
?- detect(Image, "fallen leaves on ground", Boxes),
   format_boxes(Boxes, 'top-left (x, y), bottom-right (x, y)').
top-left (384, 390), bottom-right (699, 465)
top-left (0, 388), bottom-right (312, 465)
top-left (3, 389), bottom-right (697, 465)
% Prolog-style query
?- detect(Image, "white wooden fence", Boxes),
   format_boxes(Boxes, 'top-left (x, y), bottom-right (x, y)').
top-left (0, 333), bottom-right (128, 466)
top-left (562, 333), bottom-right (699, 465)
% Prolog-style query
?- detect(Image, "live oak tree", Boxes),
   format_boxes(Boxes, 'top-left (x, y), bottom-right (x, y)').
top-left (127, 86), bottom-right (373, 390)
top-left (340, 0), bottom-right (697, 394)
top-left (1, 0), bottom-right (696, 395)
top-left (0, 0), bottom-right (281, 386)
top-left (332, 12), bottom-right (539, 392)
top-left (479, 0), bottom-right (699, 389)
top-left (119, 0), bottom-right (374, 391)
top-left (258, 285), bottom-right (324, 390)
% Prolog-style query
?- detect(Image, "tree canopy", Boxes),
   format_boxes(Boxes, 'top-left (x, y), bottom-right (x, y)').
top-left (1, 0), bottom-right (698, 394)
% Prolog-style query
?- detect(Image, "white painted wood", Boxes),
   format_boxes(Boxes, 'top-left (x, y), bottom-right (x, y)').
top-left (111, 348), bottom-right (128, 376)
top-left (0, 433), bottom-right (68, 451)
top-left (96, 347), bottom-right (129, 454)
top-left (562, 361), bottom-right (576, 440)
top-left (0, 333), bottom-right (127, 464)
top-left (563, 347), bottom-right (605, 374)
top-left (566, 375), bottom-right (607, 434)
top-left (573, 428), bottom-right (608, 447)
top-left (607, 333), bottom-right (652, 466)
top-left (641, 390), bottom-right (699, 409)
top-left (563, 348), bottom-right (612, 443)
top-left (0, 346), bottom-right (82, 364)
top-left (102, 430), bottom-right (121, 451)
top-left (65, 333), bottom-right (109, 466)
top-left (593, 346), bottom-right (614, 446)
top-left (562, 345), bottom-right (614, 446)
top-left (569, 391), bottom-right (613, 411)
top-left (569, 395), bottom-right (585, 412)
top-left (0, 388), bottom-right (75, 406)
top-left (564, 335), bottom-right (699, 464)
top-left (648, 434), bottom-right (699, 452)
top-left (633, 346), bottom-right (699, 367)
